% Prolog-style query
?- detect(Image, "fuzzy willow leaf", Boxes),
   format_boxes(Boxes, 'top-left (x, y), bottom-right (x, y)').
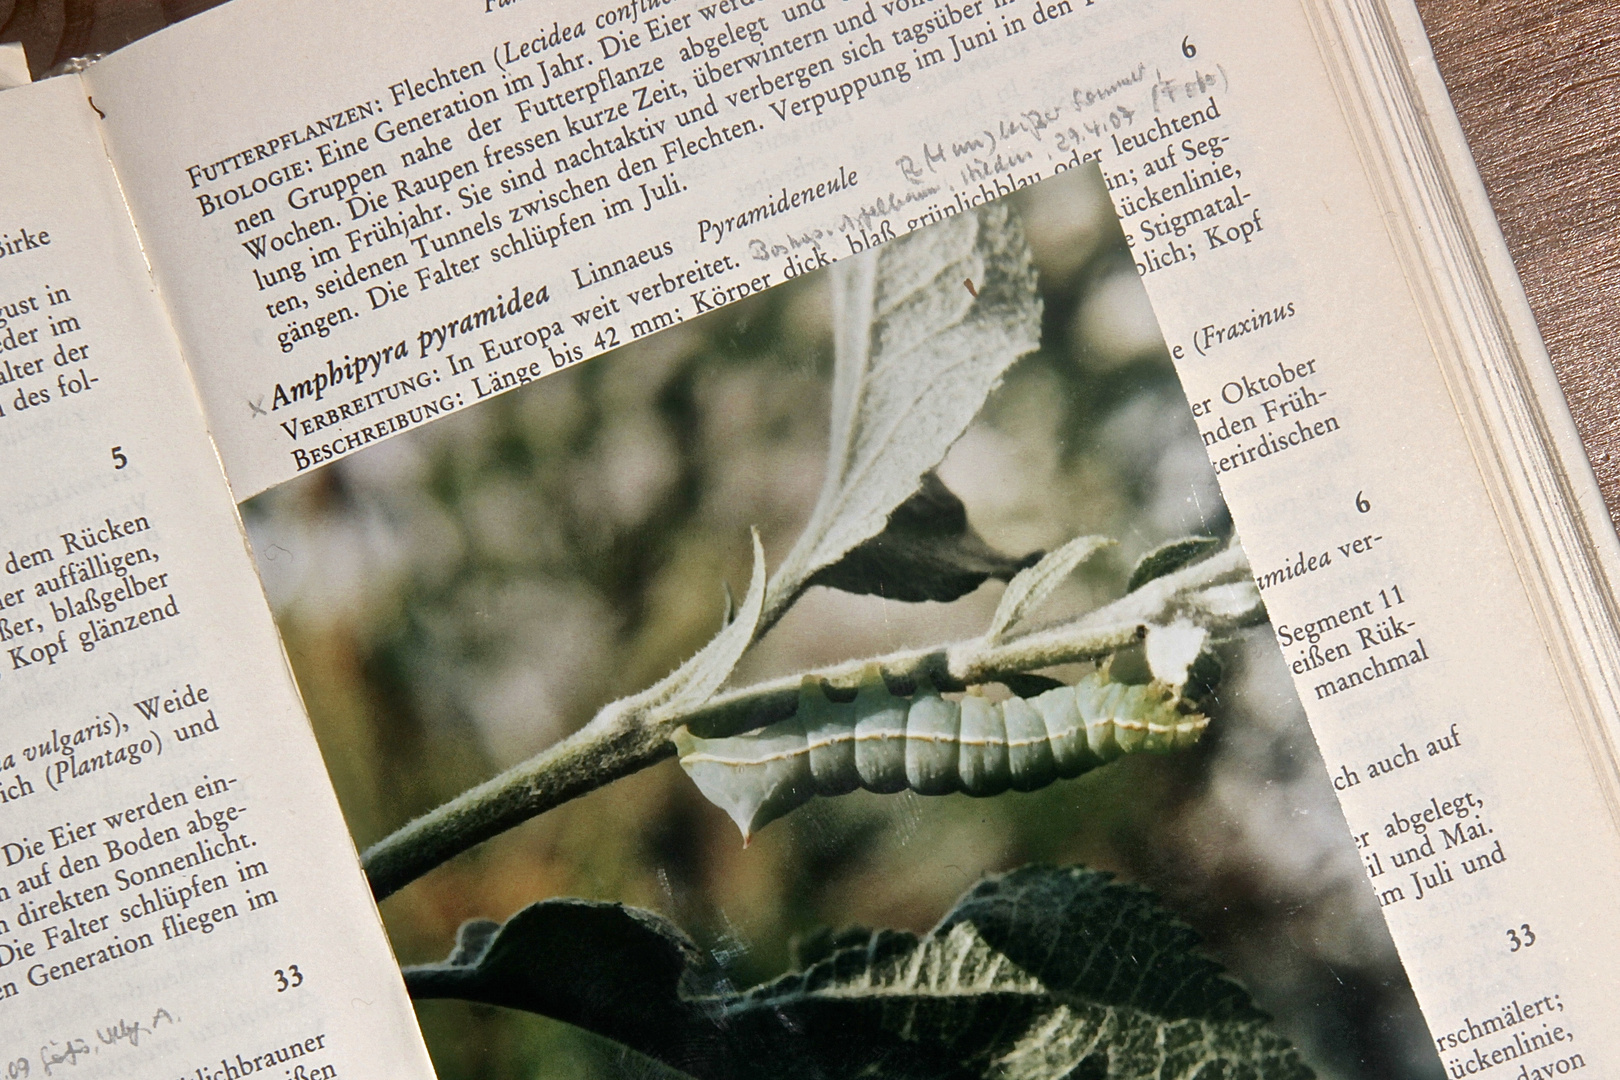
top-left (1125, 536), bottom-right (1222, 593)
top-left (405, 866), bottom-right (1314, 1080)
top-left (986, 535), bottom-right (1114, 644)
top-left (1185, 579), bottom-right (1264, 623)
top-left (762, 203), bottom-right (1043, 628)
top-left (807, 472), bottom-right (1040, 603)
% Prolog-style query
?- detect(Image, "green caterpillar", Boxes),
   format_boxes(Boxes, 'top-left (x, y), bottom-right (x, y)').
top-left (675, 665), bottom-right (1207, 840)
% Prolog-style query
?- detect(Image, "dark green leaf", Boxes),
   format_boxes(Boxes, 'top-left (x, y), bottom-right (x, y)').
top-left (721, 866), bottom-right (1313, 1079)
top-left (790, 925), bottom-right (877, 970)
top-left (807, 472), bottom-right (1039, 602)
top-left (404, 900), bottom-right (722, 1075)
top-left (444, 917), bottom-right (500, 966)
top-left (406, 866), bottom-right (1314, 1080)
top-left (1126, 537), bottom-right (1222, 593)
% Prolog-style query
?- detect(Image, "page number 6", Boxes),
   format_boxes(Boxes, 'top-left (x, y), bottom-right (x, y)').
top-left (275, 965), bottom-right (304, 991)
top-left (1181, 36), bottom-right (1196, 58)
top-left (1507, 924), bottom-right (1536, 952)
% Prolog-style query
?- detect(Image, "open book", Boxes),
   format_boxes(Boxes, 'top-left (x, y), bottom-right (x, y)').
top-left (2, 0), bottom-right (1616, 1075)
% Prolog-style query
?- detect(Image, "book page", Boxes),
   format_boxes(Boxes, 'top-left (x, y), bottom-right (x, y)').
top-left (75, 0), bottom-right (1620, 1071)
top-left (0, 43), bottom-right (29, 90)
top-left (0, 76), bottom-right (434, 1079)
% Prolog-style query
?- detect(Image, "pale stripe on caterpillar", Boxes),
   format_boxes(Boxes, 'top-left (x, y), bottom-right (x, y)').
top-left (674, 664), bottom-right (1207, 840)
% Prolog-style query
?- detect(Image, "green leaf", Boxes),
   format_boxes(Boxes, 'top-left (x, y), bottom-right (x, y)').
top-left (404, 900), bottom-right (719, 1074)
top-left (407, 866), bottom-right (1314, 1080)
top-left (1125, 537), bottom-right (1222, 594)
top-left (985, 534), bottom-right (1114, 644)
top-left (790, 925), bottom-right (877, 970)
top-left (762, 203), bottom-right (1043, 630)
top-left (807, 472), bottom-right (1040, 603)
top-left (720, 866), bottom-right (1313, 1080)
top-left (628, 529), bottom-right (766, 725)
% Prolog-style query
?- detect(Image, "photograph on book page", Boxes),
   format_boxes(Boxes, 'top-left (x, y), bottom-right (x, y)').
top-left (243, 164), bottom-right (1443, 1079)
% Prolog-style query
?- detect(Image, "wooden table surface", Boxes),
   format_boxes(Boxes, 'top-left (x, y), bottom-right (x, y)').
top-left (5, 0), bottom-right (1618, 528)
top-left (1411, 0), bottom-right (1620, 532)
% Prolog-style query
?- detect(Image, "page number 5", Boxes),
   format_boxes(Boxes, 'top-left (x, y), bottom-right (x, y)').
top-left (111, 446), bottom-right (127, 470)
top-left (275, 965), bottom-right (304, 991)
top-left (1507, 924), bottom-right (1536, 952)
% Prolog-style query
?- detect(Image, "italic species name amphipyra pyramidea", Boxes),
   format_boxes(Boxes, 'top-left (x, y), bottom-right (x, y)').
top-left (674, 665), bottom-right (1208, 840)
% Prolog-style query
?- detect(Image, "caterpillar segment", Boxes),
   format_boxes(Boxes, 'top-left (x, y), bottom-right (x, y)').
top-left (673, 664), bottom-right (1208, 840)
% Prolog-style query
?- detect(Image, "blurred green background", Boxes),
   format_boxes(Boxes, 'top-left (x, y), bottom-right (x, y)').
top-left (243, 173), bottom-right (1443, 1080)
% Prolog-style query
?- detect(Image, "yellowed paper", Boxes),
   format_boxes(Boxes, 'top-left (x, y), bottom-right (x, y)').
top-left (0, 76), bottom-right (434, 1079)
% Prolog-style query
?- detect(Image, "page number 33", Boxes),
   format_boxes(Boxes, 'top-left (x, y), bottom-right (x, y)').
top-left (275, 965), bottom-right (304, 991)
top-left (1507, 924), bottom-right (1536, 952)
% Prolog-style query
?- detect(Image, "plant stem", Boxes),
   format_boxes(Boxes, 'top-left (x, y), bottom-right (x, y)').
top-left (362, 546), bottom-right (1259, 900)
top-left (365, 703), bottom-right (665, 901)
